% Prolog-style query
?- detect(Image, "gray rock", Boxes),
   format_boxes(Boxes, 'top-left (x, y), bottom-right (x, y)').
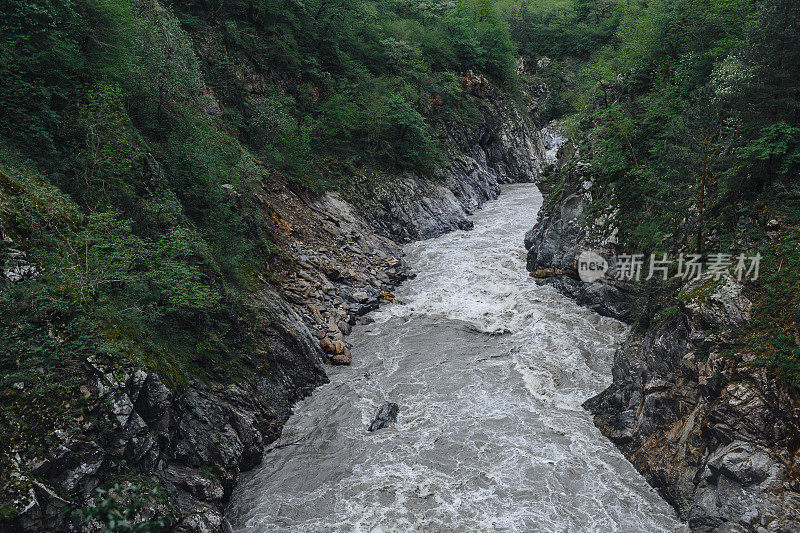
top-left (2, 86), bottom-right (547, 533)
top-left (346, 95), bottom-right (545, 243)
top-left (368, 402), bottom-right (400, 432)
top-left (584, 276), bottom-right (800, 531)
top-left (5, 288), bottom-right (328, 532)
top-left (524, 153), bottom-right (630, 321)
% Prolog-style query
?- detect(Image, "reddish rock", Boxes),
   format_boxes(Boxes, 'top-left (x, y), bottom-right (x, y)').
top-left (320, 337), bottom-right (335, 354)
top-left (380, 291), bottom-right (395, 302)
top-left (330, 349), bottom-right (352, 365)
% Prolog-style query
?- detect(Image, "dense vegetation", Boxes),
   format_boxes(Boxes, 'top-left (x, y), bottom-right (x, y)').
top-left (520, 0), bottom-right (800, 385)
top-left (2, 0), bottom-right (799, 525)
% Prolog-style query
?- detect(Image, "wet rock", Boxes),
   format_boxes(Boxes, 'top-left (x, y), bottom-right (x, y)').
top-left (350, 290), bottom-right (371, 304)
top-left (689, 441), bottom-right (790, 532)
top-left (368, 402), bottom-right (399, 432)
top-left (584, 274), bottom-right (800, 530)
top-left (320, 337), bottom-right (335, 354)
top-left (348, 302), bottom-right (378, 316)
top-left (524, 155), bottom-right (630, 322)
top-left (346, 94), bottom-right (545, 243)
top-left (166, 465), bottom-right (225, 502)
top-left (330, 349), bottom-right (352, 366)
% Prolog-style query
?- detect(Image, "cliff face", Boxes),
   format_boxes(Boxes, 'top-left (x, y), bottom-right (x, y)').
top-left (346, 91), bottom-right (545, 244)
top-left (2, 89), bottom-right (545, 532)
top-left (5, 289), bottom-right (326, 533)
top-left (526, 141), bottom-right (800, 532)
top-left (523, 141), bottom-right (630, 321)
top-left (584, 276), bottom-right (800, 531)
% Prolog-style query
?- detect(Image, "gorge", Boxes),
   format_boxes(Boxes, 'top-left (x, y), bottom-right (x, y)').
top-left (2, 0), bottom-right (799, 531)
top-left (227, 183), bottom-right (686, 532)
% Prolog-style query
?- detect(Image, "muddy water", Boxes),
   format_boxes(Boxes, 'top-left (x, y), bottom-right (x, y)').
top-left (227, 184), bottom-right (686, 532)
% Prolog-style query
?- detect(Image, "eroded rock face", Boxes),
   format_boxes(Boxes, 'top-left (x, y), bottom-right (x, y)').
top-left (526, 134), bottom-right (800, 529)
top-left (689, 441), bottom-right (796, 532)
top-left (6, 289), bottom-right (327, 532)
top-left (524, 152), bottom-right (629, 321)
top-left (583, 277), bottom-right (800, 531)
top-left (350, 94), bottom-right (546, 244)
top-left (4, 88), bottom-right (548, 532)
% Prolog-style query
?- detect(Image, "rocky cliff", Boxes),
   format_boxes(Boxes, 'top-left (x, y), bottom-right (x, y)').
top-left (274, 88), bottom-right (545, 371)
top-left (584, 276), bottom-right (800, 532)
top-left (524, 139), bottom-right (630, 321)
top-left (526, 140), bottom-right (800, 532)
top-left (346, 91), bottom-right (545, 243)
top-left (2, 89), bottom-right (545, 532)
top-left (2, 280), bottom-right (328, 532)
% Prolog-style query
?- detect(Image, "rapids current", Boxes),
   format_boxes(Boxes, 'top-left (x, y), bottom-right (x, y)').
top-left (227, 184), bottom-right (686, 532)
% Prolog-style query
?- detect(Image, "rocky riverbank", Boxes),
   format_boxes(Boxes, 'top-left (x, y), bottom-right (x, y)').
top-left (2, 88), bottom-right (545, 531)
top-left (279, 90), bottom-right (545, 369)
top-left (524, 139), bottom-right (630, 321)
top-left (525, 135), bottom-right (800, 532)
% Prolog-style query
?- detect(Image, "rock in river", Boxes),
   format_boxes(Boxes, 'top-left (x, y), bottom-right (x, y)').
top-left (368, 402), bottom-right (399, 432)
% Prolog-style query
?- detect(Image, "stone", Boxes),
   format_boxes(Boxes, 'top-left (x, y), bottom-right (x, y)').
top-left (351, 291), bottom-right (370, 303)
top-left (2, 83), bottom-right (550, 533)
top-left (368, 402), bottom-right (399, 432)
top-left (332, 339), bottom-right (347, 355)
top-left (524, 164), bottom-right (631, 321)
top-left (320, 337), bottom-right (336, 354)
top-left (379, 291), bottom-right (395, 302)
top-left (330, 349), bottom-right (352, 365)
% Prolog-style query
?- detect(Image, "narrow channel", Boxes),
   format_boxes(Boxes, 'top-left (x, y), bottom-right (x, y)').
top-left (227, 184), bottom-right (686, 532)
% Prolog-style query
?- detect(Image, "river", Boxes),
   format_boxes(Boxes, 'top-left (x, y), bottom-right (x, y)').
top-left (227, 184), bottom-right (686, 532)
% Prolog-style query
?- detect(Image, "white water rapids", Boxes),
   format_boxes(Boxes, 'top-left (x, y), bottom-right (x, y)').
top-left (228, 184), bottom-right (686, 532)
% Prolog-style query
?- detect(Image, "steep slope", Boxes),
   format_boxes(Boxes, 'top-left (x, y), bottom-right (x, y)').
top-left (0, 0), bottom-right (547, 529)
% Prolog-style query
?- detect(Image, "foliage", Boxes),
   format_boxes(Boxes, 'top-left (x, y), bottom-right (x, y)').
top-left (174, 0), bottom-right (517, 173)
top-left (72, 483), bottom-right (170, 532)
top-left (0, 0), bottom-right (136, 156)
top-left (543, 0), bottom-right (800, 385)
top-left (568, 0), bottom-right (800, 254)
top-left (504, 0), bottom-right (620, 60)
top-left (0, 0), bottom-right (519, 526)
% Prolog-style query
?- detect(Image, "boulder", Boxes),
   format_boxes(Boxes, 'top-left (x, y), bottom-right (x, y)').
top-left (368, 402), bottom-right (399, 432)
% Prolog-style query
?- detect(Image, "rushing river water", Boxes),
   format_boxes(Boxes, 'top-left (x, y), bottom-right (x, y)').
top-left (228, 184), bottom-right (686, 532)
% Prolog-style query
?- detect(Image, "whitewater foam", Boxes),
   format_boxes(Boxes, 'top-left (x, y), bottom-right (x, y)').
top-left (227, 184), bottom-right (686, 532)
